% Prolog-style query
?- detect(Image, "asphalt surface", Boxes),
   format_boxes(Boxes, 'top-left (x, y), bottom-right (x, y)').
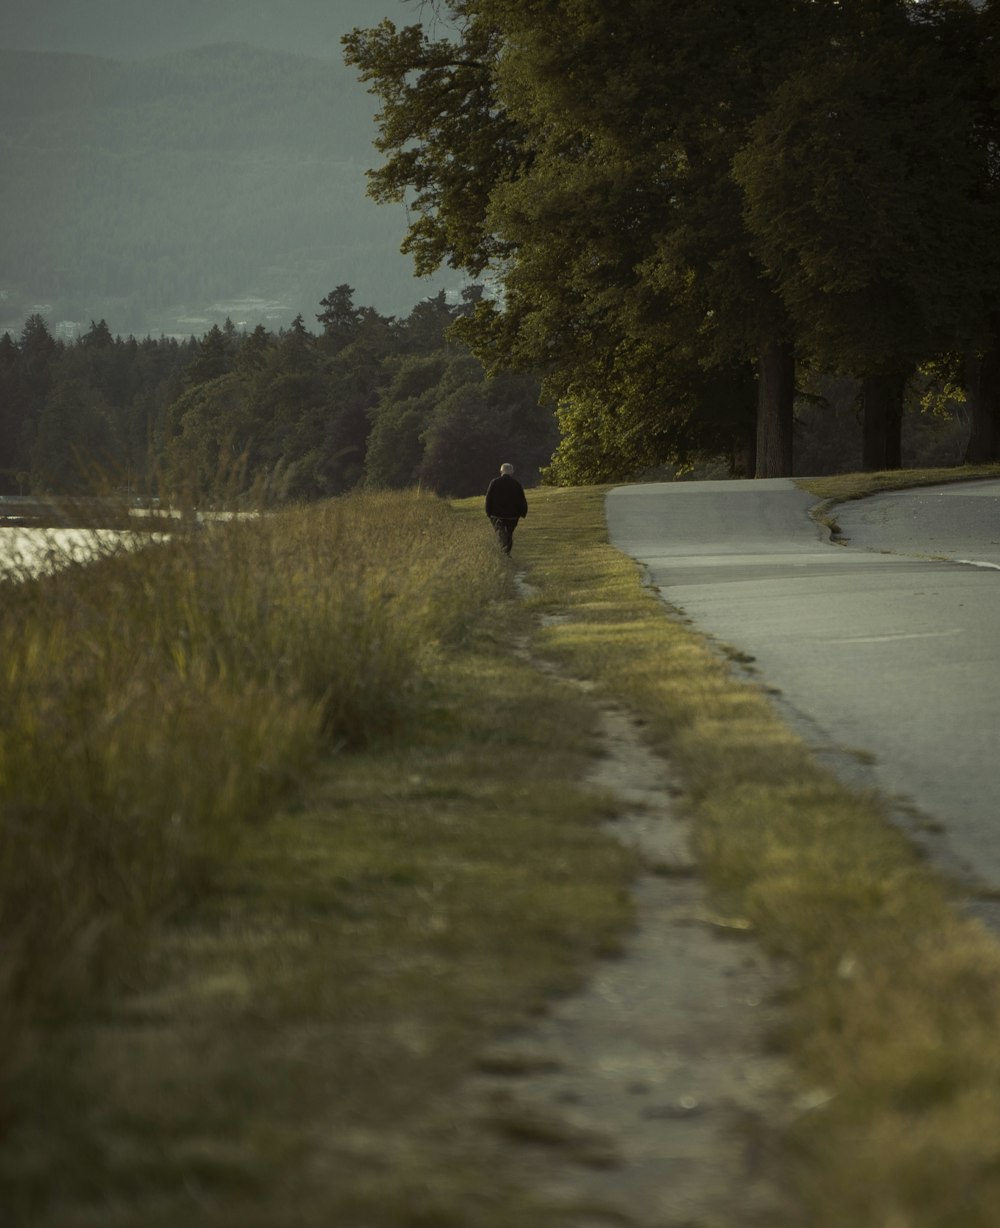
top-left (605, 478), bottom-right (1000, 893)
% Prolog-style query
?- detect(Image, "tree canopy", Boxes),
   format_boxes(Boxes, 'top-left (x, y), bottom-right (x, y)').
top-left (1, 290), bottom-right (556, 502)
top-left (344, 0), bottom-right (1000, 475)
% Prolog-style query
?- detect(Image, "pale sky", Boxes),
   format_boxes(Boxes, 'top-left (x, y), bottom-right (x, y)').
top-left (1, 0), bottom-right (418, 60)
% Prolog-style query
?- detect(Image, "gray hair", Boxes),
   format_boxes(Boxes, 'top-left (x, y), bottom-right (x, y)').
top-left (499, 462), bottom-right (514, 475)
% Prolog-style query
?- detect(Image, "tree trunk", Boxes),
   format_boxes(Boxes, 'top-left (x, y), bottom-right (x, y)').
top-left (861, 371), bottom-right (906, 471)
top-left (730, 435), bottom-right (756, 479)
top-left (963, 343), bottom-right (1000, 464)
top-left (754, 339), bottom-right (794, 478)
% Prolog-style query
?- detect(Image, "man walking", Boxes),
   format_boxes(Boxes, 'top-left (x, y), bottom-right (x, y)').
top-left (485, 462), bottom-right (528, 555)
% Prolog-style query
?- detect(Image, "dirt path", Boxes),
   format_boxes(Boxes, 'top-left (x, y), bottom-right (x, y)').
top-left (466, 603), bottom-right (798, 1225)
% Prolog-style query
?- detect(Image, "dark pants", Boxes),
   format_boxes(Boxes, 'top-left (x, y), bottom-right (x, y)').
top-left (490, 516), bottom-right (518, 554)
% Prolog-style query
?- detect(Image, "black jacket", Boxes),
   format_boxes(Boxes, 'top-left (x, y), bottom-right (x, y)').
top-left (485, 473), bottom-right (528, 520)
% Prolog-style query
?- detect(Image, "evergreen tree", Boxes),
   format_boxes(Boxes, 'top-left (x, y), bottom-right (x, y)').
top-left (30, 377), bottom-right (113, 493)
top-left (185, 323), bottom-right (233, 387)
top-left (317, 284), bottom-right (365, 352)
top-left (11, 315), bottom-right (61, 488)
top-left (399, 291), bottom-right (457, 354)
top-left (13, 287), bottom-right (561, 506)
top-left (320, 307), bottom-right (397, 494)
top-left (237, 323), bottom-right (273, 376)
top-left (246, 315), bottom-right (326, 493)
top-left (0, 332), bottom-right (22, 489)
top-left (81, 319), bottom-right (115, 349)
top-left (18, 314), bottom-right (60, 390)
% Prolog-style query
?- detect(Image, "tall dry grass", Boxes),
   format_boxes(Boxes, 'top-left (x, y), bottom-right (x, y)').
top-left (0, 489), bottom-right (510, 1126)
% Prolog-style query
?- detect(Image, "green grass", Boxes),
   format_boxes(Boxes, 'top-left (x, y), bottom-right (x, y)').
top-left (8, 469), bottom-right (1000, 1226)
top-left (797, 463), bottom-right (1000, 537)
top-left (796, 462), bottom-right (1000, 502)
top-left (4, 656), bottom-right (634, 1227)
top-left (1, 490), bottom-right (635, 1227)
top-left (504, 479), bottom-right (1000, 1228)
top-left (0, 492), bottom-right (499, 1047)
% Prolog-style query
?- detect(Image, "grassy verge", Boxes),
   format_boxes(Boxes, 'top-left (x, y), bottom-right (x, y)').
top-left (9, 469), bottom-right (1000, 1225)
top-left (1, 491), bottom-right (634, 1227)
top-left (503, 480), bottom-right (1000, 1227)
top-left (1, 491), bottom-right (489, 1066)
top-left (796, 462), bottom-right (1000, 502)
top-left (797, 462), bottom-right (1000, 537)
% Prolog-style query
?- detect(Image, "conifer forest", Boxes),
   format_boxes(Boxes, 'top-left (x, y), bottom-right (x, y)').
top-left (0, 288), bottom-right (558, 503)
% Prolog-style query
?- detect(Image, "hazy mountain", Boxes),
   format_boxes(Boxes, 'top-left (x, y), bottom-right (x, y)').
top-left (0, 3), bottom-right (455, 337)
top-left (1, 0), bottom-right (417, 62)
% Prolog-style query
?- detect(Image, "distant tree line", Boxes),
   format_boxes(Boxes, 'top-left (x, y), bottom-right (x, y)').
top-left (0, 287), bottom-right (558, 502)
top-left (344, 0), bottom-right (1000, 479)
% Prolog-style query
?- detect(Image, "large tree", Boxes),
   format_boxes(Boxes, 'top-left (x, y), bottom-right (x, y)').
top-left (734, 0), bottom-right (996, 470)
top-left (344, 0), bottom-right (801, 479)
top-left (482, 0), bottom-right (803, 475)
top-left (959, 0), bottom-right (1000, 463)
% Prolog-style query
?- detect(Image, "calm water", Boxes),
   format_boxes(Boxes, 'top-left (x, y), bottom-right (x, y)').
top-left (0, 526), bottom-right (150, 578)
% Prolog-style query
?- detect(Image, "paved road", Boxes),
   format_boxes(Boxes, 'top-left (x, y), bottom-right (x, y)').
top-left (834, 480), bottom-right (1000, 567)
top-left (605, 479), bottom-right (1000, 892)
